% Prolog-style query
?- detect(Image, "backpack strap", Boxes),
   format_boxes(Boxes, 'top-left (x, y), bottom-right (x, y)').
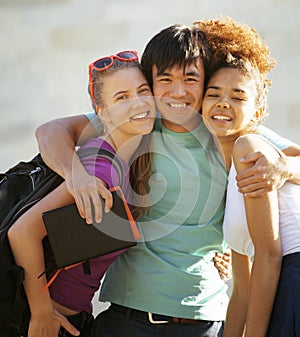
top-left (82, 260), bottom-right (91, 275)
top-left (76, 147), bottom-right (124, 188)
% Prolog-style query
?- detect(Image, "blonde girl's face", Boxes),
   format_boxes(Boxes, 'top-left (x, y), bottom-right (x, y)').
top-left (202, 67), bottom-right (262, 142)
top-left (99, 67), bottom-right (156, 137)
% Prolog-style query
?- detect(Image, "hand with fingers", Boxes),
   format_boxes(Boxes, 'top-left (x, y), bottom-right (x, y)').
top-left (27, 310), bottom-right (79, 337)
top-left (214, 249), bottom-right (232, 282)
top-left (65, 160), bottom-right (113, 224)
top-left (236, 151), bottom-right (288, 197)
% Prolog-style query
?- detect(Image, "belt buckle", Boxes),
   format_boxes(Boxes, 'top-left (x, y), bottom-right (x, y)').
top-left (148, 312), bottom-right (169, 324)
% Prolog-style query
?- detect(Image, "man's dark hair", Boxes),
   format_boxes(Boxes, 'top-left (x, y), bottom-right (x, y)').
top-left (141, 24), bottom-right (212, 89)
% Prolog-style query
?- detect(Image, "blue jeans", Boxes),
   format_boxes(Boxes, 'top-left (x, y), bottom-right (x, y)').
top-left (92, 304), bottom-right (224, 337)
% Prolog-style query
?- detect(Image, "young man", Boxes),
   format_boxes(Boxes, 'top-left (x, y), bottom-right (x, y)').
top-left (36, 24), bottom-right (300, 337)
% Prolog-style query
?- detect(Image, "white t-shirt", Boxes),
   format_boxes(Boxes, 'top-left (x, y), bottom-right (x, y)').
top-left (223, 139), bottom-right (300, 260)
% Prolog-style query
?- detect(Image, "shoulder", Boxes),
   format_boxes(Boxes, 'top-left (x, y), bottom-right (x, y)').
top-left (233, 134), bottom-right (279, 156)
top-left (258, 125), bottom-right (294, 151)
top-left (234, 134), bottom-right (267, 152)
top-left (233, 134), bottom-right (280, 171)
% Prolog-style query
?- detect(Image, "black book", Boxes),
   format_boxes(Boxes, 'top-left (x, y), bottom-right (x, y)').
top-left (42, 187), bottom-right (140, 269)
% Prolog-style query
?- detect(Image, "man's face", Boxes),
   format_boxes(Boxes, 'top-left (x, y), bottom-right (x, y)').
top-left (152, 58), bottom-right (205, 132)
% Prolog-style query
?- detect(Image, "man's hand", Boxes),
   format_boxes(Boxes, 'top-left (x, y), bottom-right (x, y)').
top-left (214, 250), bottom-right (232, 282)
top-left (65, 158), bottom-right (112, 224)
top-left (236, 151), bottom-right (289, 197)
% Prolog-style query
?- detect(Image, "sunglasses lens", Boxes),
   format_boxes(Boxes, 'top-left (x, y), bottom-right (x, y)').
top-left (93, 57), bottom-right (113, 70)
top-left (117, 51), bottom-right (137, 59)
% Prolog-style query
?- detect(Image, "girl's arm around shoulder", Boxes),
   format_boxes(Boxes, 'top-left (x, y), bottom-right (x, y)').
top-left (8, 182), bottom-right (80, 337)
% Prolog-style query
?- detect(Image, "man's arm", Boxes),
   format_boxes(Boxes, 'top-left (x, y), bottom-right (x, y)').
top-left (236, 143), bottom-right (300, 197)
top-left (35, 114), bottom-right (112, 223)
top-left (281, 144), bottom-right (300, 184)
top-left (36, 114), bottom-right (97, 176)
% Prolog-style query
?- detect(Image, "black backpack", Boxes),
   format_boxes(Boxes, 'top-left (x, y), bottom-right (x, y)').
top-left (0, 147), bottom-right (123, 330)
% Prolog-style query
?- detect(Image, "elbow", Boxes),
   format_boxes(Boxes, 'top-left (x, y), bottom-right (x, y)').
top-left (269, 241), bottom-right (283, 267)
top-left (258, 246), bottom-right (282, 270)
top-left (272, 251), bottom-right (282, 269)
top-left (8, 220), bottom-right (30, 247)
top-left (35, 123), bottom-right (43, 141)
top-left (35, 122), bottom-right (48, 153)
top-left (267, 252), bottom-right (282, 282)
top-left (8, 220), bottom-right (44, 253)
top-left (7, 224), bottom-right (19, 249)
top-left (232, 283), bottom-right (249, 300)
top-left (254, 239), bottom-right (282, 268)
top-left (35, 121), bottom-right (51, 144)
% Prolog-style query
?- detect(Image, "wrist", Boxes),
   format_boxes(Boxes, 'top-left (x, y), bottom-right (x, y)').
top-left (280, 157), bottom-right (291, 181)
top-left (282, 156), bottom-right (300, 182)
top-left (30, 303), bottom-right (54, 318)
top-left (61, 152), bottom-right (82, 181)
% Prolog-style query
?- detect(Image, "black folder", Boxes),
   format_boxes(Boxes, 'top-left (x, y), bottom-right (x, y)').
top-left (42, 187), bottom-right (140, 269)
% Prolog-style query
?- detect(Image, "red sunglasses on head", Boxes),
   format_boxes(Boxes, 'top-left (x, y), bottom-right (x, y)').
top-left (88, 50), bottom-right (139, 103)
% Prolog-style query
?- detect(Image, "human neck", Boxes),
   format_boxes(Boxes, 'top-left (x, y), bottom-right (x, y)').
top-left (161, 114), bottom-right (201, 133)
top-left (104, 132), bottom-right (143, 163)
top-left (213, 136), bottom-right (236, 172)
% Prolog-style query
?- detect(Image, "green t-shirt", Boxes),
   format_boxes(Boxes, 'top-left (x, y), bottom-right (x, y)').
top-left (85, 112), bottom-right (293, 320)
top-left (100, 118), bottom-right (229, 320)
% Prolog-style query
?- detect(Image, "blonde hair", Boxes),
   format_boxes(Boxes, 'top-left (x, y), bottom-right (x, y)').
top-left (129, 134), bottom-right (153, 219)
top-left (89, 58), bottom-right (152, 218)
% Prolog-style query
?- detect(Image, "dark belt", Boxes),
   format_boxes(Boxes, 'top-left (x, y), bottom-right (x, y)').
top-left (111, 303), bottom-right (204, 325)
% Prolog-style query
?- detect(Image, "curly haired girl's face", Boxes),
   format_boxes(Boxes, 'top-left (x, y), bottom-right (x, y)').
top-left (202, 67), bottom-right (262, 141)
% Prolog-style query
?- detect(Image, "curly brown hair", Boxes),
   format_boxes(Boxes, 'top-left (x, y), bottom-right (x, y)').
top-left (194, 16), bottom-right (276, 75)
top-left (194, 17), bottom-right (276, 129)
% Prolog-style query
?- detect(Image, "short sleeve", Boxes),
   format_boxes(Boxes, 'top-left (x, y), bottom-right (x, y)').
top-left (81, 156), bottom-right (120, 190)
top-left (258, 125), bottom-right (294, 151)
top-left (85, 112), bottom-right (104, 134)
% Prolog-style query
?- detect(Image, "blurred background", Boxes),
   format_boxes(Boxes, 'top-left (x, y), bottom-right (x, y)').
top-left (1, 0), bottom-right (299, 314)
top-left (0, 0), bottom-right (299, 172)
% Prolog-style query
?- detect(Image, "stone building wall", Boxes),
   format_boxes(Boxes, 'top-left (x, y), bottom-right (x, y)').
top-left (0, 0), bottom-right (299, 170)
